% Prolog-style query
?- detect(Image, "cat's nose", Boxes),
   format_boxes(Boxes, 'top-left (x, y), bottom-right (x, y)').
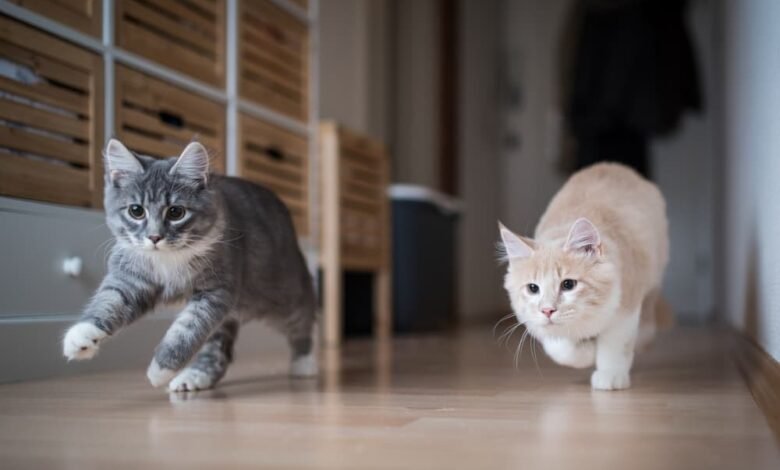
top-left (541, 307), bottom-right (557, 318)
top-left (148, 235), bottom-right (162, 244)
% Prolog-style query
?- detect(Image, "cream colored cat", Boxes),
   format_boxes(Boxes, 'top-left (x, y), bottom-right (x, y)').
top-left (499, 163), bottom-right (670, 390)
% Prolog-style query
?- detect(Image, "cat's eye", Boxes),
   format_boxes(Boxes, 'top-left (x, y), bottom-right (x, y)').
top-left (527, 283), bottom-right (540, 294)
top-left (128, 204), bottom-right (145, 219)
top-left (166, 206), bottom-right (186, 221)
top-left (561, 279), bottom-right (577, 291)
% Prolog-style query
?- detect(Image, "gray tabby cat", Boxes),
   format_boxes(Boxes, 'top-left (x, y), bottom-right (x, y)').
top-left (62, 139), bottom-right (317, 392)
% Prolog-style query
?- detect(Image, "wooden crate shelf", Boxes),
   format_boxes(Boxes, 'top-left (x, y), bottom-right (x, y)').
top-left (114, 65), bottom-right (225, 170)
top-left (0, 16), bottom-right (103, 207)
top-left (116, 0), bottom-right (226, 87)
top-left (240, 0), bottom-right (308, 122)
top-left (238, 113), bottom-right (309, 236)
top-left (320, 122), bottom-right (391, 346)
top-left (9, 0), bottom-right (103, 37)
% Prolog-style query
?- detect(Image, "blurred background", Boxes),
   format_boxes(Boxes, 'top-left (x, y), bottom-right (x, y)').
top-left (318, 0), bottom-right (777, 361)
top-left (0, 0), bottom-right (778, 383)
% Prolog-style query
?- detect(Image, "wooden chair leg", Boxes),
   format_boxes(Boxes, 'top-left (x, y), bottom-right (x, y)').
top-left (323, 259), bottom-right (342, 348)
top-left (374, 268), bottom-right (392, 341)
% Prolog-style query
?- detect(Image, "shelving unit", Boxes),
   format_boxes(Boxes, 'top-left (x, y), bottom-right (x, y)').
top-left (0, 0), bottom-right (321, 268)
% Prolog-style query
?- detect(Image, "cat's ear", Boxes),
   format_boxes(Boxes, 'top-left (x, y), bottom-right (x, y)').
top-left (564, 218), bottom-right (602, 256)
top-left (170, 141), bottom-right (209, 184)
top-left (498, 222), bottom-right (534, 261)
top-left (104, 138), bottom-right (142, 184)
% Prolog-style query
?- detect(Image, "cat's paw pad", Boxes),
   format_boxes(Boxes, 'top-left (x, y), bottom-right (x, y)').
top-left (591, 369), bottom-right (631, 391)
top-left (168, 368), bottom-right (214, 392)
top-left (63, 322), bottom-right (107, 361)
top-left (290, 353), bottom-right (318, 377)
top-left (146, 360), bottom-right (177, 388)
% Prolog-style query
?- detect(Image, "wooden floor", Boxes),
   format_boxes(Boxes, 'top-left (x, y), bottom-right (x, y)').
top-left (0, 326), bottom-right (777, 469)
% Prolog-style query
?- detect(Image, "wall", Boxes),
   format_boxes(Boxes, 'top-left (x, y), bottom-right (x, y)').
top-left (392, 0), bottom-right (441, 188)
top-left (720, 0), bottom-right (780, 360)
top-left (457, 0), bottom-right (506, 320)
top-left (650, 0), bottom-right (716, 323)
top-left (318, 0), bottom-right (391, 141)
top-left (500, 0), bottom-right (716, 322)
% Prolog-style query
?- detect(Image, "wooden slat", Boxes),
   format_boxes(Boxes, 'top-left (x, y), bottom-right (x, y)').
top-left (239, 0), bottom-right (308, 122)
top-left (0, 16), bottom-right (94, 70)
top-left (245, 156), bottom-right (303, 185)
top-left (0, 153), bottom-right (91, 206)
top-left (243, 164), bottom-right (304, 197)
top-left (152, 0), bottom-right (217, 37)
top-left (119, 67), bottom-right (222, 132)
top-left (238, 113), bottom-right (308, 236)
top-left (10, 0), bottom-right (102, 37)
top-left (342, 191), bottom-right (381, 210)
top-left (243, 122), bottom-right (307, 156)
top-left (120, 22), bottom-right (219, 86)
top-left (0, 99), bottom-right (88, 140)
top-left (339, 128), bottom-right (386, 159)
top-left (120, 132), bottom-right (185, 159)
top-left (241, 61), bottom-right (303, 102)
top-left (116, 66), bottom-right (225, 170)
top-left (0, 16), bottom-right (101, 208)
top-left (244, 0), bottom-right (307, 38)
top-left (241, 24), bottom-right (304, 70)
top-left (0, 126), bottom-right (88, 165)
top-left (52, 0), bottom-right (90, 13)
top-left (345, 178), bottom-right (380, 197)
top-left (240, 79), bottom-right (305, 121)
top-left (0, 41), bottom-right (91, 92)
top-left (117, 0), bottom-right (225, 86)
top-left (0, 76), bottom-right (88, 116)
top-left (184, 0), bottom-right (218, 15)
top-left (123, 0), bottom-right (216, 55)
top-left (242, 46), bottom-right (302, 85)
top-left (122, 108), bottom-right (219, 149)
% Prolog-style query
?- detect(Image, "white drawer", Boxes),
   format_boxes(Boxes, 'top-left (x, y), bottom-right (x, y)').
top-left (0, 197), bottom-right (111, 318)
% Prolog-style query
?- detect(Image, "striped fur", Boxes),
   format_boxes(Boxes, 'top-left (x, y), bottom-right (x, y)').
top-left (63, 140), bottom-right (317, 391)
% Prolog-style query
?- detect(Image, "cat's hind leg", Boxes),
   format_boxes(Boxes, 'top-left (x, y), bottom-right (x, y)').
top-left (272, 304), bottom-right (318, 378)
top-left (168, 318), bottom-right (239, 392)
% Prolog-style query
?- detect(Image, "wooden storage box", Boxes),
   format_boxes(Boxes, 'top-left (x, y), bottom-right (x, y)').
top-left (114, 65), bottom-right (225, 170)
top-left (289, 0), bottom-right (309, 11)
top-left (0, 16), bottom-right (103, 207)
top-left (238, 113), bottom-right (309, 236)
top-left (116, 0), bottom-right (225, 86)
top-left (319, 122), bottom-right (391, 346)
top-left (9, 0), bottom-right (102, 37)
top-left (240, 0), bottom-right (308, 122)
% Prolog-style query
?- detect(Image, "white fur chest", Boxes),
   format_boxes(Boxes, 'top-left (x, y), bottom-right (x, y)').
top-left (127, 243), bottom-right (214, 300)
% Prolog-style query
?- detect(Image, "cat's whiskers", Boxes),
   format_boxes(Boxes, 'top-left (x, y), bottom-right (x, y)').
top-left (514, 328), bottom-right (531, 369)
top-left (530, 335), bottom-right (542, 375)
top-left (492, 313), bottom-right (517, 338)
top-left (498, 323), bottom-right (522, 349)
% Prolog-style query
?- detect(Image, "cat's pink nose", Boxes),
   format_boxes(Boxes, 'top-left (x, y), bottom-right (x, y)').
top-left (541, 307), bottom-right (557, 318)
top-left (148, 235), bottom-right (162, 244)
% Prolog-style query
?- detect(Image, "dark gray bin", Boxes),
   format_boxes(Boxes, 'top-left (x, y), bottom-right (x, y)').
top-left (390, 185), bottom-right (460, 333)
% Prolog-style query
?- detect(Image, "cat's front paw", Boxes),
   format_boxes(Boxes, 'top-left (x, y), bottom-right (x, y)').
top-left (63, 322), bottom-right (107, 361)
top-left (168, 368), bottom-right (215, 392)
top-left (591, 369), bottom-right (631, 390)
top-left (146, 360), bottom-right (177, 388)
